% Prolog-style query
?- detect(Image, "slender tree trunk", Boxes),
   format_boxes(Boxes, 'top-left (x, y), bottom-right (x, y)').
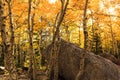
top-left (109, 24), bottom-right (118, 55)
top-left (31, 13), bottom-right (36, 79)
top-left (39, 30), bottom-right (43, 66)
top-left (0, 0), bottom-right (6, 65)
top-left (0, 0), bottom-right (5, 57)
top-left (6, 0), bottom-right (17, 79)
top-left (76, 0), bottom-right (89, 80)
top-left (0, 0), bottom-right (6, 67)
top-left (28, 0), bottom-right (40, 79)
top-left (109, 16), bottom-right (118, 55)
top-left (83, 0), bottom-right (89, 50)
top-left (65, 26), bottom-right (70, 41)
top-left (79, 27), bottom-right (81, 46)
top-left (28, 0), bottom-right (35, 79)
top-left (48, 0), bottom-right (69, 80)
top-left (90, 10), bottom-right (95, 52)
top-left (105, 32), bottom-right (110, 53)
top-left (109, 22), bottom-right (115, 54)
top-left (17, 34), bottom-right (23, 66)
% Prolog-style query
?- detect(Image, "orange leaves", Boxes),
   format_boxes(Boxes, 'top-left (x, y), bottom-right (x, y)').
top-left (89, 0), bottom-right (100, 10)
top-left (38, 0), bottom-right (60, 19)
top-left (34, 21), bottom-right (46, 31)
top-left (3, 0), bottom-right (120, 45)
top-left (69, 0), bottom-right (85, 10)
top-left (12, 1), bottom-right (28, 14)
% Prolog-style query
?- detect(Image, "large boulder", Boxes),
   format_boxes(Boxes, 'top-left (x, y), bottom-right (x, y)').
top-left (98, 53), bottom-right (118, 64)
top-left (44, 39), bottom-right (120, 80)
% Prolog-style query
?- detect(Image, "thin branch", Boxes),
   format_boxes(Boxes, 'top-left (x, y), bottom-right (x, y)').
top-left (14, 19), bottom-right (27, 30)
top-left (54, 12), bottom-right (60, 27)
top-left (53, 0), bottom-right (69, 42)
top-left (14, 10), bottom-right (25, 24)
top-left (95, 12), bottom-right (120, 18)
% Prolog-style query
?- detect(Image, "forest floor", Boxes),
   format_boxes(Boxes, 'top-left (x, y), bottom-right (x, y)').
top-left (0, 69), bottom-right (48, 80)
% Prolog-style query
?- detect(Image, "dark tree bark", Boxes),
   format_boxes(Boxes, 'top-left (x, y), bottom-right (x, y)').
top-left (5, 0), bottom-right (17, 79)
top-left (65, 25), bottom-right (70, 41)
top-left (47, 0), bottom-right (69, 80)
top-left (83, 0), bottom-right (89, 50)
top-left (0, 0), bottom-right (6, 64)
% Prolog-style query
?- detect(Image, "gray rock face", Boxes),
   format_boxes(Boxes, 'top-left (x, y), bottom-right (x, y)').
top-left (44, 39), bottom-right (120, 80)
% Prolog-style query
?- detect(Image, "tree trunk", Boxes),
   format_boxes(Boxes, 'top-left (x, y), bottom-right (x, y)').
top-left (89, 10), bottom-right (95, 52)
top-left (18, 34), bottom-right (24, 66)
top-left (0, 8), bottom-right (4, 65)
top-left (0, 0), bottom-right (6, 66)
top-left (28, 0), bottom-right (36, 79)
top-left (79, 27), bottom-right (81, 46)
top-left (65, 26), bottom-right (70, 41)
top-left (39, 30), bottom-right (44, 67)
top-left (83, 0), bottom-right (89, 50)
top-left (6, 0), bottom-right (17, 79)
top-left (76, 0), bottom-right (89, 80)
top-left (109, 15), bottom-right (118, 55)
top-left (48, 0), bottom-right (69, 80)
top-left (31, 13), bottom-right (36, 80)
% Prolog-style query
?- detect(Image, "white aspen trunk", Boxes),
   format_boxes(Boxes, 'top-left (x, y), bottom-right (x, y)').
top-left (6, 0), bottom-right (17, 79)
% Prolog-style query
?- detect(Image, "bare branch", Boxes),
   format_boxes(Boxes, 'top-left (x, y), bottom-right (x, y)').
top-left (95, 12), bottom-right (120, 18)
